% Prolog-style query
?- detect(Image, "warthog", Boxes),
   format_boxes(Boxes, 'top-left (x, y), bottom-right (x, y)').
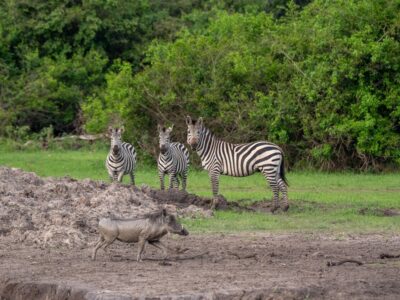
top-left (92, 209), bottom-right (189, 262)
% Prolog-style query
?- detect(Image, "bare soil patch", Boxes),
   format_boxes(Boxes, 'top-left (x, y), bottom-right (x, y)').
top-left (1, 167), bottom-right (400, 299)
top-left (358, 207), bottom-right (400, 217)
top-left (1, 233), bottom-right (400, 299)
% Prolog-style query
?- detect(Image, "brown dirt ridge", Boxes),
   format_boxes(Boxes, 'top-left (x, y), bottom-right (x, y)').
top-left (1, 167), bottom-right (400, 299)
top-left (0, 167), bottom-right (213, 248)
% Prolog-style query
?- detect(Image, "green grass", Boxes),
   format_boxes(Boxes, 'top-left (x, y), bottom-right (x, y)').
top-left (1, 149), bottom-right (400, 233)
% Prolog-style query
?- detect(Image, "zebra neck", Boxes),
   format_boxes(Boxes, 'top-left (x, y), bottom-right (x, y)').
top-left (196, 127), bottom-right (220, 159)
top-left (160, 149), bottom-right (172, 160)
top-left (109, 151), bottom-right (123, 160)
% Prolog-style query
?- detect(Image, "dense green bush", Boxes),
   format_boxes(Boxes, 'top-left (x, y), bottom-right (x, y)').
top-left (0, 0), bottom-right (212, 135)
top-left (1, 0), bottom-right (399, 170)
top-left (83, 0), bottom-right (400, 170)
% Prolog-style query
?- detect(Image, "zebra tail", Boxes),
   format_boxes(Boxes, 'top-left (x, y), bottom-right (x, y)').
top-left (280, 154), bottom-right (289, 187)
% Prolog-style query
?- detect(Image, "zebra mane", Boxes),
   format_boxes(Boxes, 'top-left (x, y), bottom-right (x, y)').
top-left (201, 125), bottom-right (214, 137)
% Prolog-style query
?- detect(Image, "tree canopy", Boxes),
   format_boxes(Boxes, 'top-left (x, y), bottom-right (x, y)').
top-left (1, 0), bottom-right (399, 170)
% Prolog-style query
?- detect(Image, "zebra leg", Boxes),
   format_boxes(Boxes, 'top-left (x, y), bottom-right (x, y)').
top-left (175, 176), bottom-right (180, 189)
top-left (117, 172), bottom-right (124, 183)
top-left (130, 172), bottom-right (135, 186)
top-left (168, 172), bottom-right (177, 190)
top-left (278, 178), bottom-right (289, 211)
top-left (112, 172), bottom-right (118, 182)
top-left (159, 171), bottom-right (165, 190)
top-left (181, 172), bottom-right (187, 191)
top-left (261, 169), bottom-right (280, 213)
top-left (209, 170), bottom-right (220, 209)
top-left (108, 171), bottom-right (115, 182)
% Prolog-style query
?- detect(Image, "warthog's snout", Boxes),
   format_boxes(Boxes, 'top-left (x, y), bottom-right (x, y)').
top-left (160, 145), bottom-right (167, 154)
top-left (168, 224), bottom-right (189, 236)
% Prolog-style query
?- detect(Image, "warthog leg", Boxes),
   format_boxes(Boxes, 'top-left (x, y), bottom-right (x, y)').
top-left (103, 239), bottom-right (115, 251)
top-left (136, 238), bottom-right (146, 262)
top-left (148, 241), bottom-right (169, 259)
top-left (92, 236), bottom-right (105, 261)
top-left (92, 236), bottom-right (116, 261)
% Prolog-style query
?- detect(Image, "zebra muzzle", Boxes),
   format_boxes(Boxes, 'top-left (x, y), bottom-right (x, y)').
top-left (112, 145), bottom-right (120, 155)
top-left (189, 143), bottom-right (197, 150)
top-left (160, 145), bottom-right (167, 154)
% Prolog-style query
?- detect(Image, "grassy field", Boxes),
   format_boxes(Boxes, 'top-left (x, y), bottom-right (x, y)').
top-left (1, 149), bottom-right (400, 233)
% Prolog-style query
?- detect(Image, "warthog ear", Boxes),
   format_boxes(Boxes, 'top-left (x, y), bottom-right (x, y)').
top-left (186, 116), bottom-right (192, 126)
top-left (197, 117), bottom-right (203, 127)
top-left (162, 208), bottom-right (167, 216)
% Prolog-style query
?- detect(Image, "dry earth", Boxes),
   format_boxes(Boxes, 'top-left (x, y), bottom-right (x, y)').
top-left (0, 167), bottom-right (213, 249)
top-left (0, 167), bottom-right (400, 299)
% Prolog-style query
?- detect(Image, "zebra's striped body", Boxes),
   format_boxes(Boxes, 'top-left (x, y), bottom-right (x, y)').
top-left (106, 127), bottom-right (136, 184)
top-left (186, 117), bottom-right (288, 211)
top-left (158, 125), bottom-right (189, 190)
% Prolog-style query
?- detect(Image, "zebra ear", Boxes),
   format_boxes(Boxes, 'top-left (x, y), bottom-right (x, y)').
top-left (157, 124), bottom-right (162, 132)
top-left (197, 117), bottom-right (203, 127)
top-left (186, 116), bottom-right (192, 126)
top-left (167, 124), bottom-right (174, 133)
top-left (119, 126), bottom-right (125, 134)
top-left (108, 126), bottom-right (113, 135)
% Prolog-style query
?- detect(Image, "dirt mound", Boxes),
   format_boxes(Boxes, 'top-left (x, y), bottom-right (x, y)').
top-left (0, 167), bottom-right (212, 248)
top-left (141, 186), bottom-right (228, 210)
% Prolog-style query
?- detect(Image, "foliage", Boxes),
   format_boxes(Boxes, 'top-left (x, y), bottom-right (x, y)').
top-left (1, 0), bottom-right (399, 170)
top-left (84, 0), bottom-right (400, 170)
top-left (0, 0), bottom-right (209, 135)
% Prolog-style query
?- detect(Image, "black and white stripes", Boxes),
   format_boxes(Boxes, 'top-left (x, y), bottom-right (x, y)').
top-left (157, 125), bottom-right (189, 190)
top-left (106, 127), bottom-right (136, 184)
top-left (186, 116), bottom-right (289, 211)
top-left (104, 119), bottom-right (288, 212)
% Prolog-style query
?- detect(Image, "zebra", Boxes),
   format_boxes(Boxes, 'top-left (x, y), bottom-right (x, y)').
top-left (157, 124), bottom-right (190, 191)
top-left (106, 127), bottom-right (136, 184)
top-left (186, 116), bottom-right (289, 211)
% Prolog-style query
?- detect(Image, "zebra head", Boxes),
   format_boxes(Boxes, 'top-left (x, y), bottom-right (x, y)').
top-left (158, 124), bottom-right (173, 155)
top-left (108, 127), bottom-right (124, 155)
top-left (186, 116), bottom-right (203, 150)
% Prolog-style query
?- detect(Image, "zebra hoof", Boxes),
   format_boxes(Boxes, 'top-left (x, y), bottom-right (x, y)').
top-left (282, 204), bottom-right (289, 212)
top-left (270, 205), bottom-right (280, 213)
top-left (210, 195), bottom-right (228, 210)
top-left (210, 202), bottom-right (217, 210)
